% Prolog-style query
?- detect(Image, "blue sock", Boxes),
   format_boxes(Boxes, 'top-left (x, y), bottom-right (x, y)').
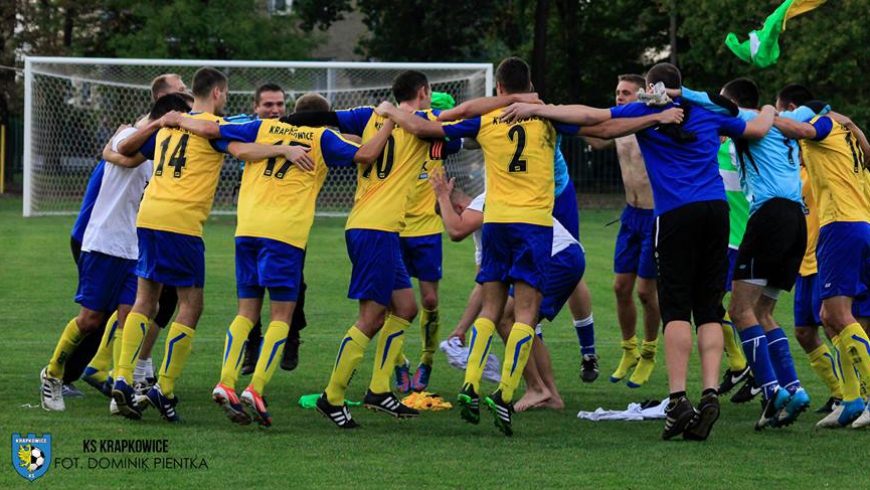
top-left (573, 315), bottom-right (595, 356)
top-left (739, 325), bottom-right (780, 399)
top-left (765, 328), bottom-right (801, 394)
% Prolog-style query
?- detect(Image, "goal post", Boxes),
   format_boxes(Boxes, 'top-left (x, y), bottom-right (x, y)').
top-left (23, 57), bottom-right (493, 217)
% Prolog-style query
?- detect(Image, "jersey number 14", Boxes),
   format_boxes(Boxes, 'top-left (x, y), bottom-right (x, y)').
top-left (155, 134), bottom-right (189, 178)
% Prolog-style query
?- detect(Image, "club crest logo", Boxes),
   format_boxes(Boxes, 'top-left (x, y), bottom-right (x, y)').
top-left (12, 433), bottom-right (51, 482)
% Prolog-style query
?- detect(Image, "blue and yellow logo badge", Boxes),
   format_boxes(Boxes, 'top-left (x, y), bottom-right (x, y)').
top-left (11, 433), bottom-right (51, 482)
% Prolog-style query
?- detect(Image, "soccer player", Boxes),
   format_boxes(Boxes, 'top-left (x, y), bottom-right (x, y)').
top-left (585, 74), bottom-right (661, 388)
top-left (39, 93), bottom-right (192, 412)
top-left (680, 79), bottom-right (811, 430)
top-left (381, 57), bottom-right (684, 435)
top-left (774, 85), bottom-right (870, 428)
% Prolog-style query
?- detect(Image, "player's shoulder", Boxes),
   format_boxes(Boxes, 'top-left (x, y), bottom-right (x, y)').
top-left (184, 111), bottom-right (225, 124)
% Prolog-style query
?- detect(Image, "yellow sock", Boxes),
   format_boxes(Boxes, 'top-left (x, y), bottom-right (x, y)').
top-left (833, 334), bottom-right (862, 401)
top-left (807, 343), bottom-right (844, 399)
top-left (251, 321), bottom-right (290, 394)
top-left (219, 315), bottom-right (254, 390)
top-left (369, 315), bottom-right (410, 394)
top-left (463, 317), bottom-right (496, 392)
top-left (498, 323), bottom-right (536, 403)
top-left (325, 326), bottom-right (371, 405)
top-left (115, 312), bottom-right (149, 381)
top-left (628, 339), bottom-right (658, 386)
top-left (156, 322), bottom-right (195, 398)
top-left (722, 315), bottom-right (747, 371)
top-left (420, 307), bottom-right (440, 366)
top-left (85, 311), bottom-right (119, 380)
top-left (840, 323), bottom-right (870, 381)
top-left (47, 319), bottom-right (84, 378)
top-left (611, 335), bottom-right (639, 380)
top-left (111, 326), bottom-right (122, 378)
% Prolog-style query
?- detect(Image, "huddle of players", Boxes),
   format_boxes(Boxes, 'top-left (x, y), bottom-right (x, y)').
top-left (39, 56), bottom-right (870, 438)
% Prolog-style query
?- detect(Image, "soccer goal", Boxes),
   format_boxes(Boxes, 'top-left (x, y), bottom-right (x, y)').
top-left (22, 57), bottom-right (492, 217)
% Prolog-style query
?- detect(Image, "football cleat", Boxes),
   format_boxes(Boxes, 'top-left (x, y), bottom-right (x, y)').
top-left (851, 403), bottom-right (870, 429)
top-left (777, 388), bottom-right (810, 427)
top-left (40, 367), bottom-right (65, 412)
top-left (457, 383), bottom-right (480, 425)
top-left (837, 398), bottom-right (866, 427)
top-left (484, 390), bottom-right (514, 437)
top-left (363, 390), bottom-right (419, 418)
top-left (662, 396), bottom-right (697, 440)
top-left (315, 393), bottom-right (359, 429)
top-left (717, 365), bottom-right (750, 395)
top-left (241, 386), bottom-right (272, 427)
top-left (280, 328), bottom-right (301, 372)
top-left (580, 354), bottom-right (599, 383)
top-left (815, 396), bottom-right (840, 414)
top-left (111, 376), bottom-right (141, 420)
top-left (730, 374), bottom-right (761, 404)
top-left (212, 383), bottom-right (251, 425)
top-left (62, 383), bottom-right (85, 398)
top-left (755, 387), bottom-right (791, 431)
top-left (145, 384), bottom-right (181, 423)
top-left (816, 402), bottom-right (845, 429)
top-left (684, 392), bottom-right (720, 441)
top-left (410, 363), bottom-right (432, 392)
top-left (134, 377), bottom-right (156, 396)
top-left (81, 368), bottom-right (113, 398)
top-left (109, 398), bottom-right (120, 416)
top-left (394, 359), bottom-right (411, 394)
top-left (241, 338), bottom-right (260, 376)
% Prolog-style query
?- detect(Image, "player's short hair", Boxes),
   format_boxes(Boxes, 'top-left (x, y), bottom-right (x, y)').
top-left (722, 78), bottom-right (759, 109)
top-left (192, 67), bottom-right (228, 98)
top-left (392, 71), bottom-right (430, 103)
top-left (254, 83), bottom-right (285, 104)
top-left (150, 74), bottom-right (182, 101)
top-left (294, 92), bottom-right (330, 113)
top-left (777, 84), bottom-right (814, 108)
top-left (618, 74), bottom-right (646, 89)
top-left (496, 57), bottom-right (532, 94)
top-left (148, 93), bottom-right (192, 120)
top-left (646, 63), bottom-right (681, 89)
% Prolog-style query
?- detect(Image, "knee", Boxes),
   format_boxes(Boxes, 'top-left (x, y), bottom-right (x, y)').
top-left (421, 291), bottom-right (438, 311)
top-left (613, 279), bottom-right (633, 300)
top-left (393, 301), bottom-right (418, 323)
top-left (819, 306), bottom-right (843, 330)
top-left (728, 303), bottom-right (749, 326)
top-left (75, 310), bottom-right (104, 334)
top-left (637, 287), bottom-right (656, 307)
top-left (793, 327), bottom-right (818, 349)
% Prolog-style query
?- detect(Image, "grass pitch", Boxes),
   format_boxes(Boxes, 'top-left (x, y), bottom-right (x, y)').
top-left (0, 195), bottom-right (866, 489)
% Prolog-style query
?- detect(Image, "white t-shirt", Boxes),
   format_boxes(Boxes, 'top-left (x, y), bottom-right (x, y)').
top-left (466, 192), bottom-right (580, 266)
top-left (81, 127), bottom-right (153, 260)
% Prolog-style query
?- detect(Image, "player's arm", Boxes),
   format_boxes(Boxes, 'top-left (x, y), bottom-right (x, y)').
top-left (450, 283), bottom-right (483, 344)
top-left (829, 112), bottom-right (870, 158)
top-left (437, 93), bottom-right (541, 122)
top-left (376, 102), bottom-right (448, 138)
top-left (740, 105), bottom-right (776, 139)
top-left (159, 111), bottom-right (222, 139)
top-left (280, 111), bottom-right (340, 128)
top-left (353, 119), bottom-right (395, 164)
top-left (667, 86), bottom-right (739, 116)
top-left (115, 118), bottom-right (161, 156)
top-left (430, 169), bottom-right (482, 241)
top-left (499, 103), bottom-right (612, 126)
top-left (225, 142), bottom-right (314, 171)
top-left (101, 125), bottom-right (148, 168)
top-left (582, 136), bottom-right (615, 150)
top-left (578, 108), bottom-right (684, 139)
top-left (773, 114), bottom-right (830, 141)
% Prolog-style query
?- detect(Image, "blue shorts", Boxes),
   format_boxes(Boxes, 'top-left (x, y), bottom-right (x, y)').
top-left (724, 247), bottom-right (739, 292)
top-left (539, 245), bottom-right (586, 321)
top-left (346, 229), bottom-right (413, 306)
top-left (136, 228), bottom-right (205, 288)
top-left (235, 236), bottom-right (304, 302)
top-left (817, 222), bottom-right (870, 300)
top-left (477, 223), bottom-right (552, 291)
top-left (400, 234), bottom-right (443, 282)
top-left (553, 179), bottom-right (579, 240)
top-left (75, 251), bottom-right (137, 311)
top-left (794, 274), bottom-right (822, 327)
top-left (614, 205), bottom-right (656, 279)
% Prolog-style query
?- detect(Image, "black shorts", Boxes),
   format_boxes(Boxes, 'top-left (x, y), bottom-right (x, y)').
top-left (733, 198), bottom-right (807, 291)
top-left (654, 200), bottom-right (729, 328)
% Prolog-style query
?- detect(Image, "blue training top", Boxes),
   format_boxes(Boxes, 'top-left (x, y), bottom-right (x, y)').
top-left (554, 134), bottom-right (569, 197)
top-left (71, 160), bottom-right (106, 243)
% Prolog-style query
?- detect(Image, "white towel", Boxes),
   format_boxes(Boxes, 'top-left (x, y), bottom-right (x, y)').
top-left (577, 398), bottom-right (668, 421)
top-left (439, 337), bottom-right (501, 383)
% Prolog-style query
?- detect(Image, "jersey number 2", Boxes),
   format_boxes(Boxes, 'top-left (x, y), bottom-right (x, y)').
top-left (155, 134), bottom-right (190, 178)
top-left (508, 125), bottom-right (527, 173)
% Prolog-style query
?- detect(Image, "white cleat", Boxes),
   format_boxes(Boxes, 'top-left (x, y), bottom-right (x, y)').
top-left (109, 398), bottom-right (120, 416)
top-left (40, 366), bottom-right (65, 412)
top-left (852, 404), bottom-right (870, 429)
top-left (816, 403), bottom-right (844, 429)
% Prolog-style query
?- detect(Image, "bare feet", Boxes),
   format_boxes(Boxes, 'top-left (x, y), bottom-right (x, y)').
top-left (535, 395), bottom-right (565, 410)
top-left (515, 389), bottom-right (551, 412)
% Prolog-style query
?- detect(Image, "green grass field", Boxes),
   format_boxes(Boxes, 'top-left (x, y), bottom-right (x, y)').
top-left (1, 194), bottom-right (866, 489)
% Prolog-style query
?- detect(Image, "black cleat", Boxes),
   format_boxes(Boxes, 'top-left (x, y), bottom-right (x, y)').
top-left (717, 365), bottom-right (750, 395)
top-left (755, 387), bottom-right (790, 431)
top-left (240, 337), bottom-right (261, 376)
top-left (815, 396), bottom-right (841, 414)
top-left (581, 354), bottom-right (600, 383)
top-left (662, 396), bottom-right (697, 440)
top-left (683, 393), bottom-right (720, 441)
top-left (315, 393), bottom-right (360, 429)
top-left (363, 390), bottom-right (419, 418)
top-left (730, 374), bottom-right (761, 404)
top-left (280, 329), bottom-right (301, 372)
top-left (484, 390), bottom-right (514, 437)
top-left (457, 383), bottom-right (480, 424)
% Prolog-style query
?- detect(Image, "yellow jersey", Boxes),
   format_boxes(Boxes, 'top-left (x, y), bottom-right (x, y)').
top-left (401, 152), bottom-right (444, 237)
top-left (336, 107), bottom-right (457, 232)
top-left (800, 115), bottom-right (870, 228)
top-left (799, 164), bottom-right (818, 276)
top-left (218, 118), bottom-right (361, 249)
top-left (137, 112), bottom-right (227, 237)
top-left (442, 109), bottom-right (576, 227)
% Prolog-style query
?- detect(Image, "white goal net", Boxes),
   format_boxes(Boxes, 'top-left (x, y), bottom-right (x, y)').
top-left (23, 57), bottom-right (492, 216)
